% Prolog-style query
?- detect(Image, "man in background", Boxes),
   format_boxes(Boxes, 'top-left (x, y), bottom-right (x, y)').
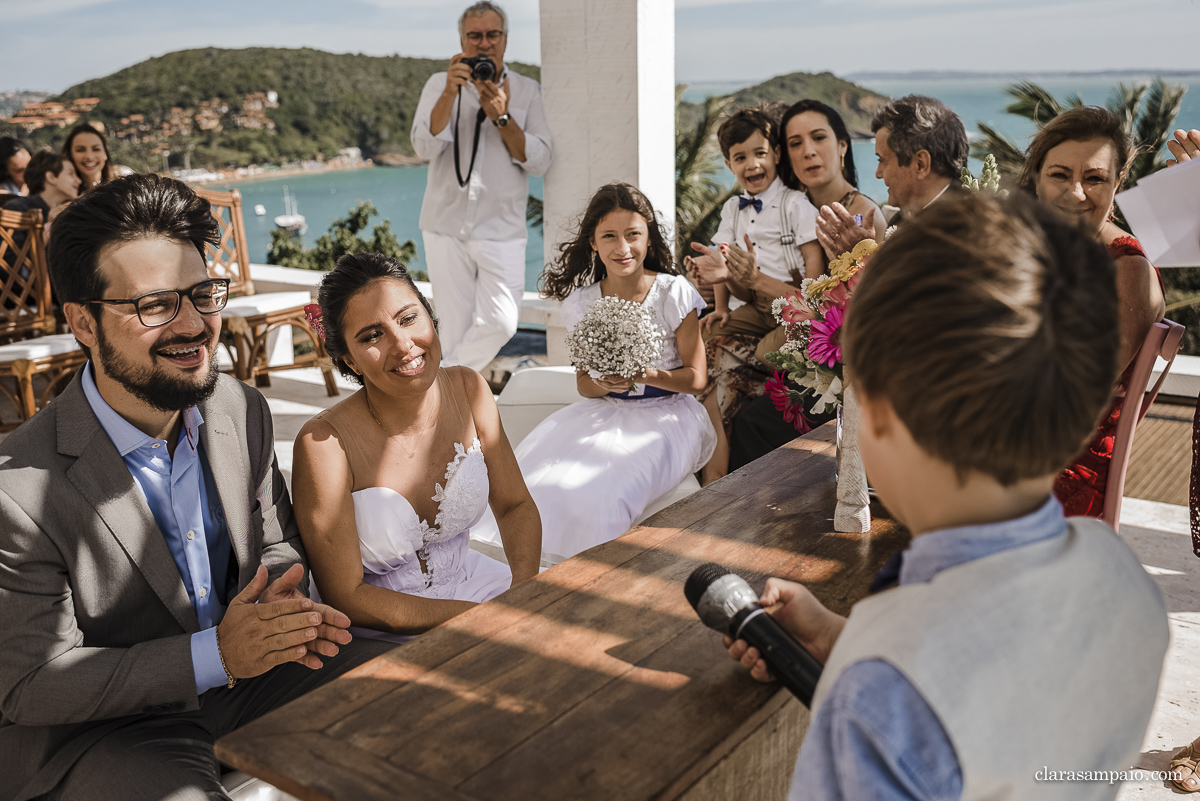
top-left (817, 94), bottom-right (967, 255)
top-left (411, 1), bottom-right (553, 371)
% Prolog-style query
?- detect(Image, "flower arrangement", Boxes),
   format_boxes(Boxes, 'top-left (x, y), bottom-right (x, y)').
top-left (566, 295), bottom-right (665, 388)
top-left (762, 239), bottom-right (879, 428)
top-left (961, 153), bottom-right (1008, 195)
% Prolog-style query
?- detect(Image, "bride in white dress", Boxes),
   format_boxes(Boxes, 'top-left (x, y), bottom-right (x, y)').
top-left (474, 183), bottom-right (716, 563)
top-left (291, 253), bottom-right (541, 642)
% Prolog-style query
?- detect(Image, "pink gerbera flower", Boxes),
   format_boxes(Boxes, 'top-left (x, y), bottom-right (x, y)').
top-left (765, 371), bottom-right (813, 433)
top-left (807, 305), bottom-right (844, 367)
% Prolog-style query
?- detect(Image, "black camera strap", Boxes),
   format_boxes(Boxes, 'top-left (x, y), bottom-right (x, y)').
top-left (452, 88), bottom-right (487, 188)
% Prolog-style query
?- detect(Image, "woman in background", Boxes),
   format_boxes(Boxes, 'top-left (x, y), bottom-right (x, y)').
top-left (1020, 107), bottom-right (1164, 518)
top-left (778, 99), bottom-right (887, 240)
top-left (0, 137), bottom-right (30, 195)
top-left (63, 124), bottom-right (115, 192)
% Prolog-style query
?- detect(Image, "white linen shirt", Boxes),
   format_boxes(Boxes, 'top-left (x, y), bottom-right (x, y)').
top-left (713, 177), bottom-right (818, 285)
top-left (411, 69), bottom-right (552, 242)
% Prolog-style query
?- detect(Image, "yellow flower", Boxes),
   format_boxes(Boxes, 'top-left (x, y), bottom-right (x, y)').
top-left (807, 276), bottom-right (840, 299)
top-left (828, 258), bottom-right (854, 282)
top-left (850, 239), bottom-right (880, 260)
top-left (826, 239), bottom-right (880, 281)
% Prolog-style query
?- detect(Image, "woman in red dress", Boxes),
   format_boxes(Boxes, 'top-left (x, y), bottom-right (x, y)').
top-left (1021, 107), bottom-right (1165, 518)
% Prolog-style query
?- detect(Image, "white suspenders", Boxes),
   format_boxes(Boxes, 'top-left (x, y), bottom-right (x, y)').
top-left (778, 188), bottom-right (802, 283)
top-left (732, 188), bottom-right (804, 284)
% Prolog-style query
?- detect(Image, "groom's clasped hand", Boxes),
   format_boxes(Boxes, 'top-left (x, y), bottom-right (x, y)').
top-left (216, 564), bottom-right (354, 678)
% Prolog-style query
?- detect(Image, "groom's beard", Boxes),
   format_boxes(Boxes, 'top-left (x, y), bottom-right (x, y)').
top-left (95, 324), bottom-right (220, 412)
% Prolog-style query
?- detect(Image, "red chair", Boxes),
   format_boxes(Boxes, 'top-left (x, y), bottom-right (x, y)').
top-left (1105, 319), bottom-right (1186, 528)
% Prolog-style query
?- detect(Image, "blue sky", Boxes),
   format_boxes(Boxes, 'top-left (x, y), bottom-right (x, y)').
top-left (3, 0), bottom-right (1199, 93)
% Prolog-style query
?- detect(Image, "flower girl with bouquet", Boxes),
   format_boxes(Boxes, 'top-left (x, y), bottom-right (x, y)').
top-left (473, 183), bottom-right (716, 563)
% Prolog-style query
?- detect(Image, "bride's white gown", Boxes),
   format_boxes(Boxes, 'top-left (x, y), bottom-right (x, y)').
top-left (474, 272), bottom-right (717, 564)
top-left (311, 381), bottom-right (512, 643)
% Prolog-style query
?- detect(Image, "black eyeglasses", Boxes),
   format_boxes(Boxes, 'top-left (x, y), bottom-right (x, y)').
top-left (90, 278), bottom-right (230, 327)
top-left (464, 30), bottom-right (505, 43)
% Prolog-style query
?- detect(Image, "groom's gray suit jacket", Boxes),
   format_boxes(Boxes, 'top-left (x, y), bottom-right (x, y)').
top-left (0, 372), bottom-right (307, 801)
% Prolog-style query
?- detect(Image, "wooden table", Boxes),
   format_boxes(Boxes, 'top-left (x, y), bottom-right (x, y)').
top-left (216, 423), bottom-right (907, 800)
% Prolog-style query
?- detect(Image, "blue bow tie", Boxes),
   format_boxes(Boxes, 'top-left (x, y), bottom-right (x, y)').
top-left (738, 196), bottom-right (763, 213)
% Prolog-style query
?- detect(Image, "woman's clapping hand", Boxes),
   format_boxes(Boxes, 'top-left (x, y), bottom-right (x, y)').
top-left (1166, 129), bottom-right (1200, 167)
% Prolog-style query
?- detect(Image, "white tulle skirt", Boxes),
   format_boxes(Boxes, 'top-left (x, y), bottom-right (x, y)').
top-left (475, 393), bottom-right (716, 563)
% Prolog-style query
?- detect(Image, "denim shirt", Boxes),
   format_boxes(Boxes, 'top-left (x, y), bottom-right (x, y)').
top-left (789, 497), bottom-right (1067, 800)
top-left (82, 364), bottom-right (232, 694)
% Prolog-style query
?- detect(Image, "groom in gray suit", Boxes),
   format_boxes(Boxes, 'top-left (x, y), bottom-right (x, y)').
top-left (0, 174), bottom-right (390, 800)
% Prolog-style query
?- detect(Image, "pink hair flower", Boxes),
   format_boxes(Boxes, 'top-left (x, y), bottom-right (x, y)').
top-left (807, 305), bottom-right (844, 367)
top-left (304, 303), bottom-right (325, 341)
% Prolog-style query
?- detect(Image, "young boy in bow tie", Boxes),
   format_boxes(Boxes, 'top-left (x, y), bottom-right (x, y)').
top-left (687, 104), bottom-right (824, 483)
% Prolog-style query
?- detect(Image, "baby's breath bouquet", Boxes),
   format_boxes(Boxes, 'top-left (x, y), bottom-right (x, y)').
top-left (566, 295), bottom-right (665, 389)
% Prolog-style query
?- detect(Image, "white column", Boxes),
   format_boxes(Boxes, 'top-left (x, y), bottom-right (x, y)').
top-left (538, 0), bottom-right (676, 365)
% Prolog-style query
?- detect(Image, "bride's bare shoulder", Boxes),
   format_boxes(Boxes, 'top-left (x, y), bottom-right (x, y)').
top-left (296, 399), bottom-right (356, 449)
top-left (444, 365), bottom-right (492, 402)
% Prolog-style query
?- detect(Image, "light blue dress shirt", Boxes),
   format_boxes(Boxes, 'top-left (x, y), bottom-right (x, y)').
top-left (82, 364), bottom-right (233, 695)
top-left (790, 497), bottom-right (1067, 800)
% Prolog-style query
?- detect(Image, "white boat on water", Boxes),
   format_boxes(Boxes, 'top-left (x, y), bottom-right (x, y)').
top-left (254, 204), bottom-right (266, 216)
top-left (274, 186), bottom-right (307, 235)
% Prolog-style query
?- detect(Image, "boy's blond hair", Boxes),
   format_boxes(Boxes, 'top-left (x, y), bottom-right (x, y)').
top-left (843, 193), bottom-right (1120, 485)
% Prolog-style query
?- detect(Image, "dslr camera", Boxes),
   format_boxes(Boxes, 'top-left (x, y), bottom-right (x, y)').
top-left (461, 55), bottom-right (497, 83)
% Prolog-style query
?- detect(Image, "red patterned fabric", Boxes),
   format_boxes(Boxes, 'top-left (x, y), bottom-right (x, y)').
top-left (1054, 236), bottom-right (1159, 518)
top-left (1108, 235), bottom-right (1147, 260)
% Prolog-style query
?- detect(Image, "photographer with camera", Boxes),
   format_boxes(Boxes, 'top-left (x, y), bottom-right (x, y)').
top-left (411, 1), bottom-right (553, 371)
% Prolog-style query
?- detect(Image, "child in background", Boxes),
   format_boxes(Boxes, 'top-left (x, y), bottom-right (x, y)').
top-left (688, 104), bottom-right (824, 484)
top-left (472, 183), bottom-right (715, 564)
top-left (726, 192), bottom-right (1167, 800)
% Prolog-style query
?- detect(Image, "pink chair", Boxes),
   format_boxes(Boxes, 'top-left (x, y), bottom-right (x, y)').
top-left (1104, 319), bottom-right (1186, 529)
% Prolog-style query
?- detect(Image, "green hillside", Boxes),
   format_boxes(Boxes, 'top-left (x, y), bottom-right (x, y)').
top-left (6, 47), bottom-right (540, 171)
top-left (680, 71), bottom-right (889, 139)
top-left (0, 47), bottom-right (884, 171)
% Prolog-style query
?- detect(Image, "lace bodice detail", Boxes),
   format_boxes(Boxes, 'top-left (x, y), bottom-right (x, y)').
top-left (561, 273), bottom-right (706, 372)
top-left (351, 438), bottom-right (490, 598)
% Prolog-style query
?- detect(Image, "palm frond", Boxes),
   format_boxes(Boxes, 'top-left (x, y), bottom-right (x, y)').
top-left (526, 194), bottom-right (544, 231)
top-left (1003, 81), bottom-right (1064, 126)
top-left (971, 123), bottom-right (1026, 179)
top-left (1131, 78), bottom-right (1188, 181)
top-left (675, 91), bottom-right (736, 251)
top-left (1106, 82), bottom-right (1148, 136)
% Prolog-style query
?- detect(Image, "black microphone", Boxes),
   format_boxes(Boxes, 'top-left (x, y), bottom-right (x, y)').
top-left (684, 563), bottom-right (824, 707)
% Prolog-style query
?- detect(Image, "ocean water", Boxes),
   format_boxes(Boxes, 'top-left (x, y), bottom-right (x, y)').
top-left (220, 74), bottom-right (1199, 290)
top-left (685, 73), bottom-right (1200, 206)
top-left (211, 168), bottom-right (544, 289)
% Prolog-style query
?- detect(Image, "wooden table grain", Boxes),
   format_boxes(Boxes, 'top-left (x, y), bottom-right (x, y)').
top-left (216, 423), bottom-right (907, 801)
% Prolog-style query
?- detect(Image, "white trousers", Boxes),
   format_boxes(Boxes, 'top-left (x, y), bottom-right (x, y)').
top-left (422, 231), bottom-right (527, 371)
